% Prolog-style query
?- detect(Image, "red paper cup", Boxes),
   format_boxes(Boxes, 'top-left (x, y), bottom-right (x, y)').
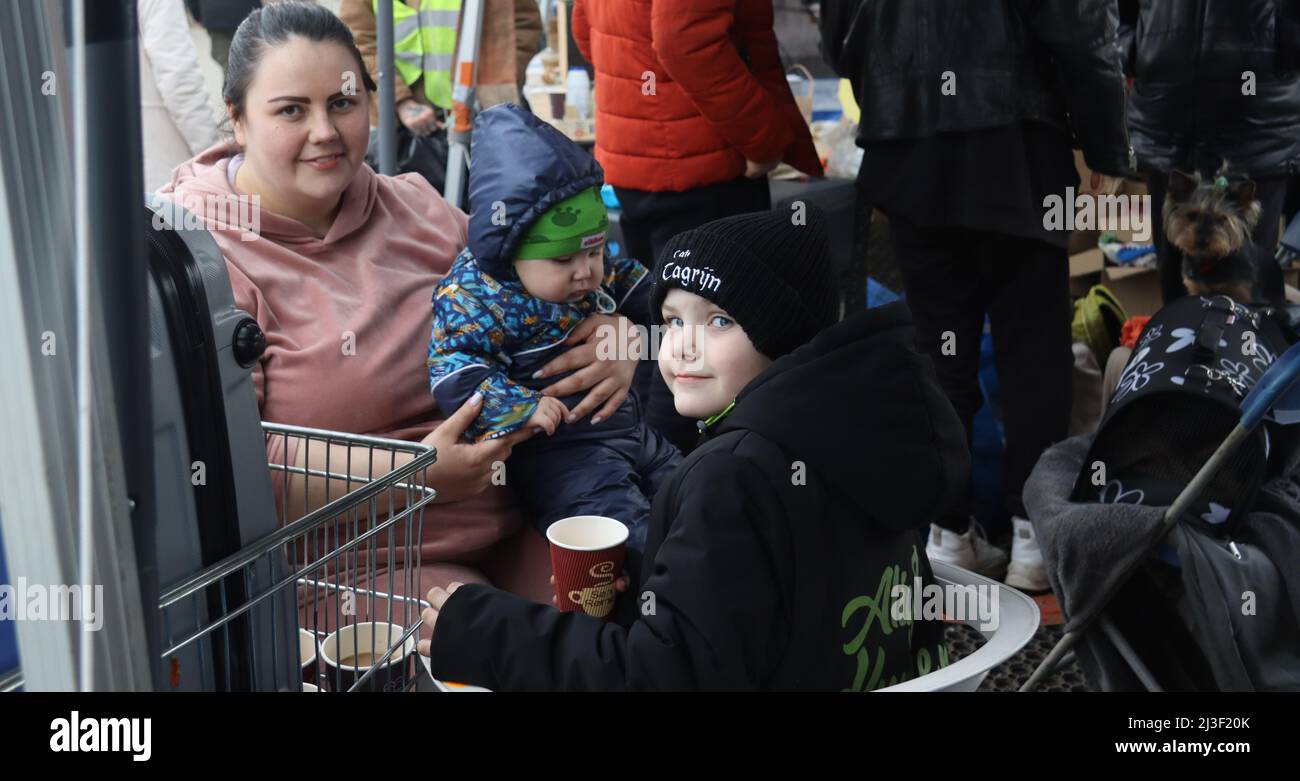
top-left (546, 515), bottom-right (628, 621)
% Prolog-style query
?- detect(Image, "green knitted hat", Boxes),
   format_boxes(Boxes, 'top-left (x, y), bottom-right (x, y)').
top-left (514, 187), bottom-right (609, 260)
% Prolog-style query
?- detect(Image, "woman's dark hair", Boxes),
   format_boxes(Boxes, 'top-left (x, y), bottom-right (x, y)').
top-left (223, 1), bottom-right (379, 121)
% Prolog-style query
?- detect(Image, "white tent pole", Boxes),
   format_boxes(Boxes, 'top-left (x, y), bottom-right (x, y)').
top-left (444, 0), bottom-right (485, 210)
top-left (71, 0), bottom-right (95, 694)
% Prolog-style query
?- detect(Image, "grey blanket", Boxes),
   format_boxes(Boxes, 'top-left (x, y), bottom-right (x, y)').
top-left (1024, 434), bottom-right (1300, 691)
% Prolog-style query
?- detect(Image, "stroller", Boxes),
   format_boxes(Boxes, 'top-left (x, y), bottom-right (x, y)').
top-left (1022, 294), bottom-right (1300, 691)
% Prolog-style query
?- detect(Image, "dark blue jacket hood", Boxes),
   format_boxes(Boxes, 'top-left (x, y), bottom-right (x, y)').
top-left (467, 104), bottom-right (605, 277)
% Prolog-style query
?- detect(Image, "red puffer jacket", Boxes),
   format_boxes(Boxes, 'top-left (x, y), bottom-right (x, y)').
top-left (572, 0), bottom-right (822, 193)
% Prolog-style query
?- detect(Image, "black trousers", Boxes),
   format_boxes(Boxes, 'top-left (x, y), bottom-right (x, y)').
top-left (1147, 172), bottom-right (1288, 305)
top-left (614, 175), bottom-right (772, 453)
top-left (889, 215), bottom-right (1073, 529)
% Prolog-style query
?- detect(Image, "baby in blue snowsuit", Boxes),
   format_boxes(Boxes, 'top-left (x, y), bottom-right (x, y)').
top-left (427, 105), bottom-right (680, 550)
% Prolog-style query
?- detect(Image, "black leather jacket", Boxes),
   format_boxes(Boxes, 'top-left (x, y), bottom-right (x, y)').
top-left (821, 0), bottom-right (1135, 176)
top-left (1120, 0), bottom-right (1300, 178)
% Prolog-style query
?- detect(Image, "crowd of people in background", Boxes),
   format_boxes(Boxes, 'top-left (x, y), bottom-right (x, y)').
top-left (138, 0), bottom-right (1300, 688)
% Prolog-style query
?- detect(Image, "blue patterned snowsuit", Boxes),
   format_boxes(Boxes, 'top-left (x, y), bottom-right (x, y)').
top-left (426, 105), bottom-right (680, 550)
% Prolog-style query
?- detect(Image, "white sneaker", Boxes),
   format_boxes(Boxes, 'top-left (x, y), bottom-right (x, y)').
top-left (1005, 517), bottom-right (1050, 592)
top-left (926, 518), bottom-right (1008, 579)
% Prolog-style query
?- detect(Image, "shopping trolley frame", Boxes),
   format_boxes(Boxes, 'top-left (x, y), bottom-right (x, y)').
top-left (158, 422), bottom-right (438, 692)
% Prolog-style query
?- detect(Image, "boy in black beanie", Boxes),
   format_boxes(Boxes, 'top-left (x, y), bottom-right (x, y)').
top-left (418, 208), bottom-right (970, 690)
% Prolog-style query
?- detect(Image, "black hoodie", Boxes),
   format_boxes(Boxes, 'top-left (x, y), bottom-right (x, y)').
top-left (427, 303), bottom-right (970, 690)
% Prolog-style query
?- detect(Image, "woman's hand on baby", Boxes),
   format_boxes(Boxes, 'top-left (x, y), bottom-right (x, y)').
top-left (423, 393), bottom-right (536, 503)
top-left (416, 582), bottom-right (463, 655)
top-left (537, 314), bottom-right (639, 425)
top-left (547, 574), bottom-right (632, 607)
top-left (524, 396), bottom-right (569, 436)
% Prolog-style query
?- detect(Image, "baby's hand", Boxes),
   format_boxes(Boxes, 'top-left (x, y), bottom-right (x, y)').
top-left (525, 396), bottom-right (569, 436)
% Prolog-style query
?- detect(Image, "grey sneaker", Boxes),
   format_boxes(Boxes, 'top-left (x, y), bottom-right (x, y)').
top-left (1004, 517), bottom-right (1050, 592)
top-left (925, 518), bottom-right (1009, 579)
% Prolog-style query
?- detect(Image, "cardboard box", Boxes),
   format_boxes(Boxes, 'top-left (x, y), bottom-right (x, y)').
top-left (1069, 247), bottom-right (1104, 298)
top-left (1067, 152), bottom-right (1169, 317)
top-left (1069, 247), bottom-right (1105, 277)
top-left (1102, 263), bottom-right (1163, 317)
top-left (1069, 228), bottom-right (1102, 256)
top-left (1069, 247), bottom-right (1163, 317)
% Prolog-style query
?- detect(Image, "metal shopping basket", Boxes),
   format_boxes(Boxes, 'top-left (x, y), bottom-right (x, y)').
top-left (158, 423), bottom-right (438, 692)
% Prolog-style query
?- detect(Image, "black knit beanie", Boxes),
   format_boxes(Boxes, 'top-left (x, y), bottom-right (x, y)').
top-left (651, 206), bottom-right (839, 360)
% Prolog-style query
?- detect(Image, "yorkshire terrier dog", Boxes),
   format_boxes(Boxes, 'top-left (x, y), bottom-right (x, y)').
top-left (1163, 165), bottom-right (1265, 303)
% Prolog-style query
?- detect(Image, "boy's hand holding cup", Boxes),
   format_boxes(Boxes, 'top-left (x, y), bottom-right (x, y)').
top-left (546, 515), bottom-right (630, 621)
top-left (548, 573), bottom-right (631, 606)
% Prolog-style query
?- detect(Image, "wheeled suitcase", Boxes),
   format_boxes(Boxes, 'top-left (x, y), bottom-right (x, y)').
top-left (145, 194), bottom-right (299, 691)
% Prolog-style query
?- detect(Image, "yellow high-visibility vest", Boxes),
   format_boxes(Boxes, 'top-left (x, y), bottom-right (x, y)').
top-left (373, 0), bottom-right (461, 110)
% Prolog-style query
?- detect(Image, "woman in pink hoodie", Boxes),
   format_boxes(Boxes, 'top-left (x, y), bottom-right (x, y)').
top-left (157, 3), bottom-right (639, 624)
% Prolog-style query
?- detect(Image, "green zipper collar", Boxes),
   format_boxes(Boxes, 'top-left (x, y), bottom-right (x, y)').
top-left (697, 400), bottom-right (737, 436)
